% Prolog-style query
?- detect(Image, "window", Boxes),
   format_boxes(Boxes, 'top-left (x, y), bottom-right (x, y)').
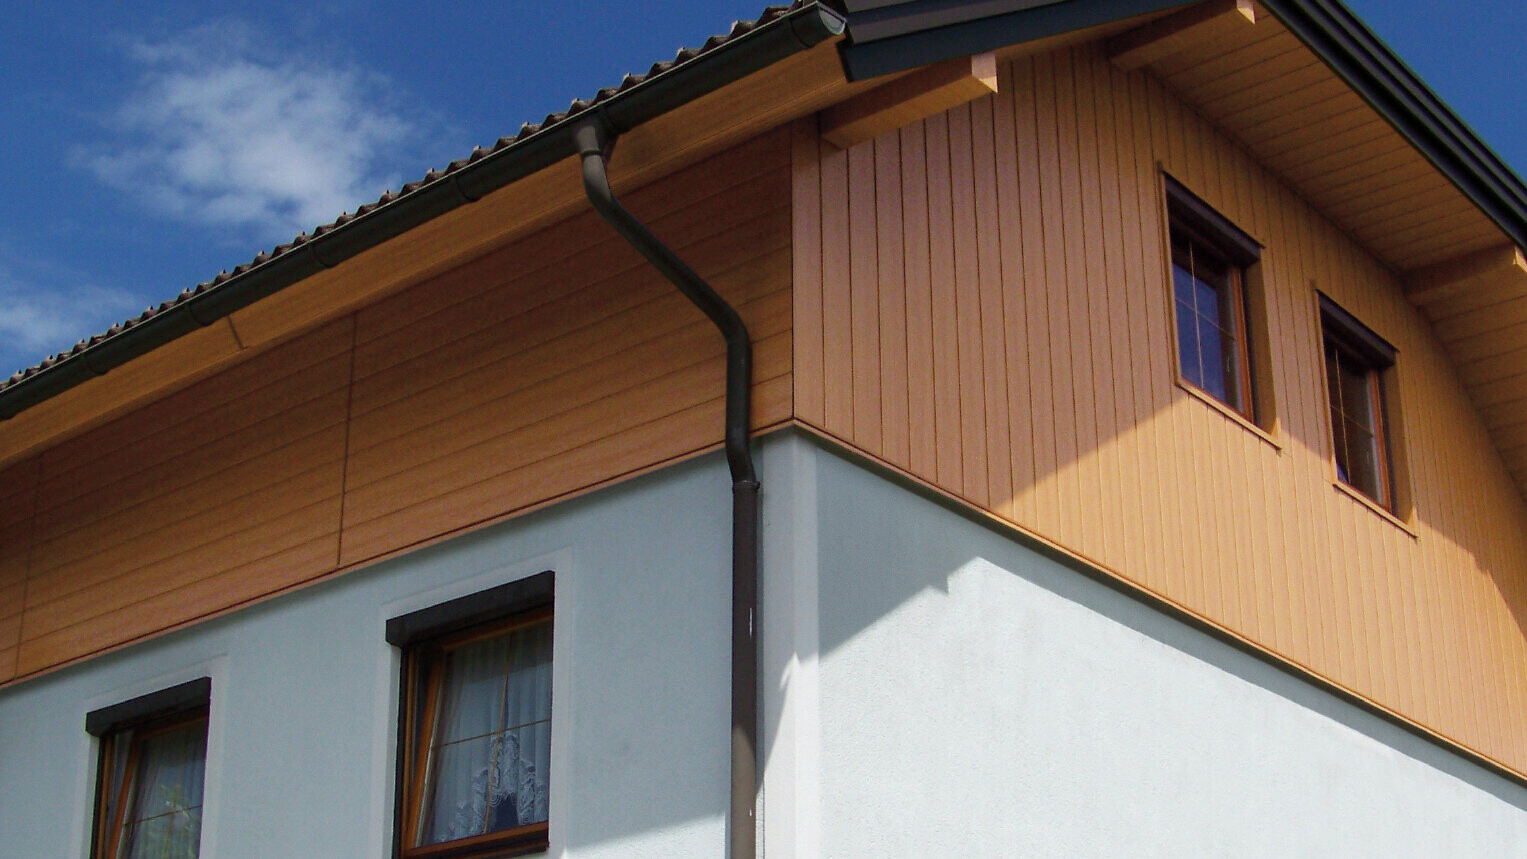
top-left (86, 678), bottom-right (211, 859)
top-left (1166, 176), bottom-right (1263, 420)
top-left (1320, 296), bottom-right (1398, 509)
top-left (388, 572), bottom-right (554, 859)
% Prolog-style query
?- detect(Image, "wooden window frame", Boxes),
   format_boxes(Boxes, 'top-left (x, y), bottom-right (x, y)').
top-left (1318, 295), bottom-right (1400, 511)
top-left (86, 678), bottom-right (211, 859)
top-left (1164, 175), bottom-right (1265, 425)
top-left (388, 572), bottom-right (554, 859)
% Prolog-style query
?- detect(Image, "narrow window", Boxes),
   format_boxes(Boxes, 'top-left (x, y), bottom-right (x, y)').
top-left (1166, 176), bottom-right (1262, 420)
top-left (389, 572), bottom-right (554, 859)
top-left (1320, 296), bottom-right (1397, 509)
top-left (87, 678), bottom-right (211, 859)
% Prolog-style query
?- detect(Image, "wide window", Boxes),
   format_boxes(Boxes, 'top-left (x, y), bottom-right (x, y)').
top-left (87, 678), bottom-right (211, 859)
top-left (1166, 176), bottom-right (1262, 421)
top-left (1320, 296), bottom-right (1397, 509)
top-left (389, 572), bottom-right (554, 859)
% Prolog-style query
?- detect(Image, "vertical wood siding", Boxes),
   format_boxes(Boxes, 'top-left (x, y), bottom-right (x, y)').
top-left (792, 46), bottom-right (1527, 775)
top-left (0, 129), bottom-right (793, 680)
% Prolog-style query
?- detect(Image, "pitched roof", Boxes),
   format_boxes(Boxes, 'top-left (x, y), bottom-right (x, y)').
top-left (0, 0), bottom-right (843, 415)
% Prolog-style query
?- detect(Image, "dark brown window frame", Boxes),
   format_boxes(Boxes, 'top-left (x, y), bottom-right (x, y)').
top-left (1319, 295), bottom-right (1399, 511)
top-left (86, 678), bottom-right (212, 859)
top-left (1165, 175), bottom-right (1264, 424)
top-left (388, 572), bottom-right (555, 859)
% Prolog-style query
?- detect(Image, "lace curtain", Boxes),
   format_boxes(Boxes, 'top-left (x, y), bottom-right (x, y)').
top-left (120, 718), bottom-right (207, 859)
top-left (422, 620), bottom-right (552, 845)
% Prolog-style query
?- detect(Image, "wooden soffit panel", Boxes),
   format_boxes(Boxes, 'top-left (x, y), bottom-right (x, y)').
top-left (1106, 0), bottom-right (1527, 497)
top-left (1113, 1), bottom-right (1511, 276)
top-left (0, 36), bottom-right (880, 470)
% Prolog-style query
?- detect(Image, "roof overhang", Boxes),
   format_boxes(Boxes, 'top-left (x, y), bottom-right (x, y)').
top-left (4, 0), bottom-right (1525, 490)
top-left (0, 3), bottom-right (861, 463)
top-left (835, 0), bottom-right (1527, 493)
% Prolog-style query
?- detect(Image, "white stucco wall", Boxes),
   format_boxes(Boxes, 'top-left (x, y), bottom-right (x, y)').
top-left (770, 434), bottom-right (1527, 857)
top-left (0, 455), bottom-right (737, 859)
top-left (6, 432), bottom-right (1526, 858)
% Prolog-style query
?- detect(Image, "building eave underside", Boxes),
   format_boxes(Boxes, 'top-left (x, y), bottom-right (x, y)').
top-left (2, 0), bottom-right (1525, 495)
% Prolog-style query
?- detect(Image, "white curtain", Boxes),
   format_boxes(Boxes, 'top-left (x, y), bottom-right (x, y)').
top-left (121, 719), bottom-right (206, 859)
top-left (422, 620), bottom-right (552, 845)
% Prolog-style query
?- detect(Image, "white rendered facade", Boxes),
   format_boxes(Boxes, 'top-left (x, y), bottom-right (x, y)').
top-left (3, 431), bottom-right (1526, 857)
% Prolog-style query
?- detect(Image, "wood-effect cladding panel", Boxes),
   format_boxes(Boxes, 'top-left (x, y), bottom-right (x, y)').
top-left (792, 48), bottom-right (1527, 776)
top-left (341, 129), bottom-right (793, 565)
top-left (14, 320), bottom-right (354, 677)
top-left (0, 457), bottom-right (39, 683)
top-left (4, 130), bottom-right (793, 681)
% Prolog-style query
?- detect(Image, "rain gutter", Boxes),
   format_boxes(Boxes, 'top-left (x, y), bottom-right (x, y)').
top-left (575, 115), bottom-right (763, 859)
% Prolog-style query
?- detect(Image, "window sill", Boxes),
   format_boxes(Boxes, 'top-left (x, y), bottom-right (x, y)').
top-left (1332, 479), bottom-right (1418, 538)
top-left (1175, 379), bottom-right (1281, 453)
top-left (404, 823), bottom-right (549, 859)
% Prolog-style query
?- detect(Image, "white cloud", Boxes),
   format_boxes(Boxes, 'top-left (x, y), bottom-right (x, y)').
top-left (79, 21), bottom-right (425, 242)
top-left (0, 260), bottom-right (141, 378)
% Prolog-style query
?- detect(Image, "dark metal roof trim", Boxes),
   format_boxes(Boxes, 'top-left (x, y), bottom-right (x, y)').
top-left (842, 0), bottom-right (1072, 43)
top-left (837, 0), bottom-right (1194, 79)
top-left (0, 1), bottom-right (845, 421)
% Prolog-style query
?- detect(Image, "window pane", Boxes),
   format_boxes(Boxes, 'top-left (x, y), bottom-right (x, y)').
top-left (118, 718), bottom-right (207, 859)
top-left (1176, 297), bottom-right (1202, 387)
top-left (1323, 325), bottom-right (1389, 505)
top-left (1343, 416), bottom-right (1382, 498)
top-left (420, 620), bottom-right (552, 847)
top-left (1337, 356), bottom-right (1376, 433)
top-left (1198, 314), bottom-right (1228, 402)
top-left (1171, 230), bottom-right (1249, 416)
top-left (1173, 261), bottom-right (1197, 309)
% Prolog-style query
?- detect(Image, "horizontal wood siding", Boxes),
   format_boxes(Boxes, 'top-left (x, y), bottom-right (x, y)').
top-left (0, 457), bottom-right (38, 683)
top-left (793, 47), bottom-right (1527, 775)
top-left (3, 130), bottom-right (793, 680)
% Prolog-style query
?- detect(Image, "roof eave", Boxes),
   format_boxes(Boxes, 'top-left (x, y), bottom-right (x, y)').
top-left (0, 2), bottom-right (845, 422)
top-left (835, 0), bottom-right (1527, 262)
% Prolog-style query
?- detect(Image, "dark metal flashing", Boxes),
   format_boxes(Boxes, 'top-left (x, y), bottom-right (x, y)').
top-left (0, 1), bottom-right (844, 421)
top-left (837, 0), bottom-right (1194, 80)
top-left (84, 676), bottom-right (211, 736)
top-left (1165, 173), bottom-right (1262, 266)
top-left (842, 0), bottom-right (1072, 43)
top-left (1319, 292), bottom-right (1396, 366)
top-left (384, 570), bottom-right (554, 648)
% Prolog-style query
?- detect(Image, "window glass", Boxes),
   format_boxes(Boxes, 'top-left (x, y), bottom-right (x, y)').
top-left (1166, 179), bottom-right (1258, 420)
top-left (418, 619), bottom-right (552, 846)
top-left (1320, 297), bottom-right (1396, 508)
top-left (95, 710), bottom-right (209, 859)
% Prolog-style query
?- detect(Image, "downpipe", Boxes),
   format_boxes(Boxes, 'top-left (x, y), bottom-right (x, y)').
top-left (574, 118), bottom-right (762, 859)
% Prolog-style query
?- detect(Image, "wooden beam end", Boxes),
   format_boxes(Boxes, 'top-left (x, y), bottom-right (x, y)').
top-left (1107, 0), bottom-right (1259, 71)
top-left (820, 53), bottom-right (999, 149)
top-left (1405, 244), bottom-right (1527, 307)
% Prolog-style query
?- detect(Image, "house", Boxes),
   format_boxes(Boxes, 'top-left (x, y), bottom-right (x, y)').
top-left (3, 0), bottom-right (1527, 854)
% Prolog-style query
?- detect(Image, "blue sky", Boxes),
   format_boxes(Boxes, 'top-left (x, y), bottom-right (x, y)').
top-left (1, 0), bottom-right (1522, 379)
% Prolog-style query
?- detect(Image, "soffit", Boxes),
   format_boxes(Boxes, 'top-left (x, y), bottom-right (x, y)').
top-left (0, 30), bottom-right (883, 469)
top-left (1121, 1), bottom-right (1527, 495)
